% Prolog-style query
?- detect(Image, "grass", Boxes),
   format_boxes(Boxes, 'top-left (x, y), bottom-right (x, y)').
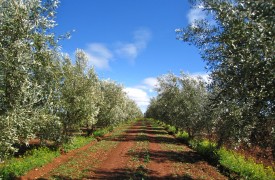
top-left (154, 119), bottom-right (275, 180)
top-left (188, 139), bottom-right (275, 179)
top-left (218, 148), bottom-right (275, 180)
top-left (0, 147), bottom-right (60, 179)
top-left (175, 131), bottom-right (190, 143)
top-left (62, 136), bottom-right (94, 152)
top-left (144, 152), bottom-right (150, 163)
top-left (0, 122), bottom-right (132, 180)
top-left (0, 136), bottom-right (95, 179)
top-left (166, 125), bottom-right (177, 134)
top-left (48, 138), bottom-right (119, 178)
top-left (48, 123), bottom-right (134, 179)
top-left (127, 124), bottom-right (150, 179)
top-left (189, 139), bottom-right (218, 162)
top-left (92, 126), bottom-right (114, 138)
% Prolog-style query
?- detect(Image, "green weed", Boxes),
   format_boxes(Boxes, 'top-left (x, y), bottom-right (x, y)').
top-left (152, 118), bottom-right (275, 180)
top-left (0, 147), bottom-right (59, 179)
top-left (62, 136), bottom-right (94, 152)
top-left (167, 125), bottom-right (177, 134)
top-left (176, 131), bottom-right (190, 143)
top-left (144, 153), bottom-right (150, 163)
top-left (189, 139), bottom-right (218, 162)
top-left (218, 148), bottom-right (275, 180)
top-left (93, 129), bottom-right (107, 137)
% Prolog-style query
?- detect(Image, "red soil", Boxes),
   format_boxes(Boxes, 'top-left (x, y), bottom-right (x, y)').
top-left (87, 122), bottom-right (140, 179)
top-left (20, 139), bottom-right (98, 180)
top-left (147, 125), bottom-right (174, 178)
top-left (20, 120), bottom-right (228, 179)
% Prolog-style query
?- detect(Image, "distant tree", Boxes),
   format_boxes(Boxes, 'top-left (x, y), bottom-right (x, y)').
top-left (59, 50), bottom-right (102, 139)
top-left (146, 72), bottom-right (208, 137)
top-left (177, 0), bottom-right (274, 148)
top-left (177, 73), bottom-right (208, 137)
top-left (155, 73), bottom-right (180, 126)
top-left (97, 80), bottom-right (142, 127)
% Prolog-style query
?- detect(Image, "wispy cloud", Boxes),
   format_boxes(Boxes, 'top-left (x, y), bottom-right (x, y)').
top-left (115, 43), bottom-right (138, 60)
top-left (116, 28), bottom-right (151, 63)
top-left (133, 28), bottom-right (151, 48)
top-left (85, 28), bottom-right (151, 69)
top-left (187, 6), bottom-right (206, 25)
top-left (85, 43), bottom-right (113, 69)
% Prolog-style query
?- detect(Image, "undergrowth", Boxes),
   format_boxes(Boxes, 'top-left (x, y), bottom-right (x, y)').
top-left (62, 136), bottom-right (94, 152)
top-left (93, 126), bottom-right (114, 138)
top-left (93, 129), bottom-right (107, 137)
top-left (155, 119), bottom-right (275, 180)
top-left (0, 147), bottom-right (59, 179)
top-left (0, 126), bottom-right (112, 179)
top-left (218, 148), bottom-right (275, 180)
top-left (175, 131), bottom-right (190, 143)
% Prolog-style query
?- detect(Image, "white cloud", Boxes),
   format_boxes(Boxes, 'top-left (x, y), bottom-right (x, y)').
top-left (187, 7), bottom-right (206, 25)
top-left (116, 43), bottom-right (138, 60)
top-left (85, 28), bottom-right (151, 69)
top-left (85, 43), bottom-right (113, 69)
top-left (133, 28), bottom-right (151, 49)
top-left (142, 77), bottom-right (158, 89)
top-left (116, 28), bottom-right (151, 62)
top-left (189, 72), bottom-right (211, 83)
top-left (124, 76), bottom-right (158, 113)
top-left (123, 87), bottom-right (150, 113)
top-left (123, 87), bottom-right (150, 106)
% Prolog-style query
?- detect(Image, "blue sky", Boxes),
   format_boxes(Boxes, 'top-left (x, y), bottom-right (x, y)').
top-left (54, 0), bottom-right (207, 112)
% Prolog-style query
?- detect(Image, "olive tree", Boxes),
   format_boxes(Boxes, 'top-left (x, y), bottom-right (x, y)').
top-left (146, 72), bottom-right (209, 137)
top-left (97, 80), bottom-right (142, 127)
top-left (59, 50), bottom-right (103, 139)
top-left (0, 0), bottom-right (142, 161)
top-left (177, 0), bottom-right (274, 148)
top-left (0, 0), bottom-right (61, 160)
top-left (177, 73), bottom-right (208, 137)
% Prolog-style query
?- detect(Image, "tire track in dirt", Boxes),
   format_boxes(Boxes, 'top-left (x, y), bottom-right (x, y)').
top-left (146, 120), bottom-right (227, 180)
top-left (20, 139), bottom-right (98, 180)
top-left (20, 122), bottom-right (134, 179)
top-left (21, 119), bottom-right (228, 179)
top-left (87, 121), bottom-right (143, 179)
top-left (146, 124), bottom-right (175, 179)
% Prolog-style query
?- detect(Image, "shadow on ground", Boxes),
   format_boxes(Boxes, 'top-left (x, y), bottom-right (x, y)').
top-left (66, 122), bottom-right (221, 180)
top-left (126, 149), bottom-right (202, 164)
top-left (49, 168), bottom-right (194, 180)
top-left (104, 125), bottom-right (180, 146)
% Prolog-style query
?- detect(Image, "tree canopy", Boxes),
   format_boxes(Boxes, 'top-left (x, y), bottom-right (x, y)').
top-left (147, 0), bottom-right (274, 152)
top-left (0, 0), bottom-right (142, 161)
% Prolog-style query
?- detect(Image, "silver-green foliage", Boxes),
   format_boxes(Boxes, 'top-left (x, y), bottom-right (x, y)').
top-left (177, 0), bottom-right (274, 148)
top-left (0, 0), bottom-right (60, 160)
top-left (146, 72), bottom-right (208, 137)
top-left (97, 80), bottom-right (143, 127)
top-left (60, 49), bottom-right (103, 138)
top-left (0, 0), bottom-right (142, 161)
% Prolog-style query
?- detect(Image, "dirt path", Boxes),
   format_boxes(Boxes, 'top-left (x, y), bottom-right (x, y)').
top-left (147, 124), bottom-right (174, 178)
top-left (20, 140), bottom-right (98, 179)
top-left (145, 121), bottom-right (227, 180)
top-left (88, 121), bottom-right (142, 179)
top-left (22, 119), bottom-right (227, 179)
